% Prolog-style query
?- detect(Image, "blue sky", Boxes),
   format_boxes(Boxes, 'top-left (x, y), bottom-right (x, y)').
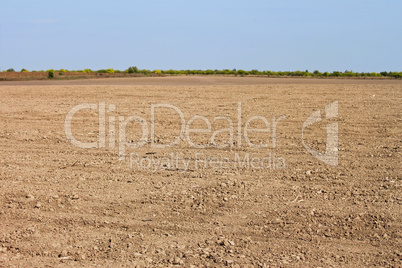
top-left (1, 0), bottom-right (401, 72)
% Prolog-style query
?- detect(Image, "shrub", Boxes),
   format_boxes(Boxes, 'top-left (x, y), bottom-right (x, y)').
top-left (140, 69), bottom-right (152, 75)
top-left (127, 66), bottom-right (139, 73)
top-left (343, 70), bottom-right (356, 77)
top-left (389, 72), bottom-right (402, 78)
top-left (21, 68), bottom-right (29, 72)
top-left (222, 69), bottom-right (233, 75)
top-left (6, 68), bottom-right (15, 72)
top-left (205, 69), bottom-right (214, 75)
top-left (380, 71), bottom-right (389, 76)
top-left (153, 70), bottom-right (162, 74)
top-left (165, 69), bottom-right (181, 75)
top-left (48, 70), bottom-right (54, 79)
top-left (313, 70), bottom-right (321, 76)
top-left (57, 69), bottom-right (67, 75)
top-left (292, 71), bottom-right (303, 76)
top-left (237, 69), bottom-right (246, 75)
top-left (250, 69), bottom-right (259, 75)
top-left (97, 68), bottom-right (114, 74)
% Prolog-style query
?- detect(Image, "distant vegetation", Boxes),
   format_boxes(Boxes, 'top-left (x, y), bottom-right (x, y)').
top-left (48, 70), bottom-right (54, 79)
top-left (2, 67), bottom-right (402, 79)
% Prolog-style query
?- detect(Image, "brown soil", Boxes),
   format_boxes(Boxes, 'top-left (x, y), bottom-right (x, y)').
top-left (0, 77), bottom-right (401, 267)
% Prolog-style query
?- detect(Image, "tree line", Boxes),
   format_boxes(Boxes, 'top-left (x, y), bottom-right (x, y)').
top-left (3, 67), bottom-right (402, 78)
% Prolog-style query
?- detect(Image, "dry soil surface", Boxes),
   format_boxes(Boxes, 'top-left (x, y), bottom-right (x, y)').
top-left (0, 77), bottom-right (401, 267)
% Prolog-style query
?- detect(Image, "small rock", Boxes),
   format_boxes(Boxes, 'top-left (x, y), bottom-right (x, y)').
top-left (272, 218), bottom-right (283, 224)
top-left (226, 259), bottom-right (234, 265)
top-left (173, 257), bottom-right (181, 265)
top-left (58, 249), bottom-right (68, 258)
top-left (133, 261), bottom-right (146, 268)
top-left (155, 248), bottom-right (165, 254)
top-left (26, 194), bottom-right (35, 200)
top-left (224, 240), bottom-right (235, 247)
top-left (306, 170), bottom-right (312, 176)
top-left (34, 202), bottom-right (42, 208)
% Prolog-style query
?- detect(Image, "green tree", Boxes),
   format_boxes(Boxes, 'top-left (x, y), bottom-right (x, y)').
top-left (48, 70), bottom-right (54, 79)
top-left (205, 69), bottom-right (214, 75)
top-left (313, 70), bottom-right (321, 76)
top-left (380, 71), bottom-right (389, 77)
top-left (250, 69), bottom-right (259, 75)
top-left (237, 69), bottom-right (246, 76)
top-left (140, 69), bottom-right (152, 75)
top-left (389, 72), bottom-right (402, 78)
top-left (127, 66), bottom-right (139, 73)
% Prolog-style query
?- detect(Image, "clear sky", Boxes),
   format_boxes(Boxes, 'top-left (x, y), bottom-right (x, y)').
top-left (1, 0), bottom-right (401, 72)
